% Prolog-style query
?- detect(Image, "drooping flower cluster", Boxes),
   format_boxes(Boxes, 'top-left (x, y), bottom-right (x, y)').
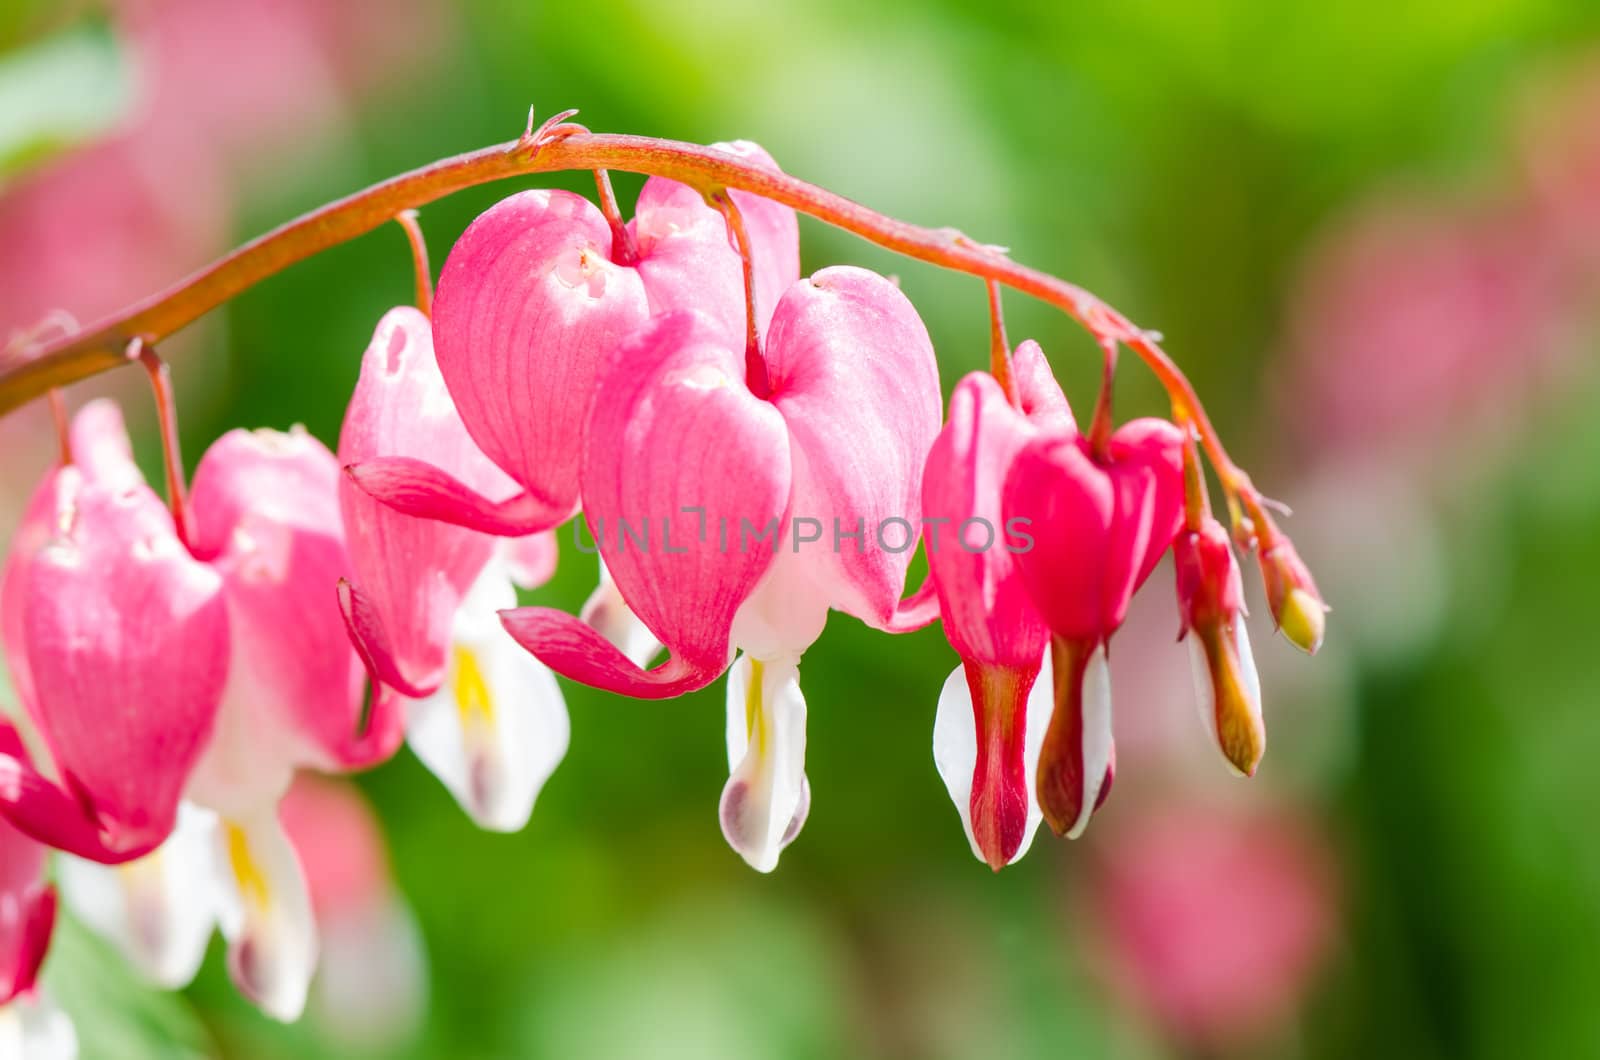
top-left (0, 136), bottom-right (1326, 1032)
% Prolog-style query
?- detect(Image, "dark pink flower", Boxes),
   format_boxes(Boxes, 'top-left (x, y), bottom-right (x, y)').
top-left (923, 342), bottom-right (1075, 869)
top-left (1003, 417), bottom-right (1185, 838)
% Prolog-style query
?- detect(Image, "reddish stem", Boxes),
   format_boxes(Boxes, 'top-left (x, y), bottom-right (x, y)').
top-left (394, 210), bottom-right (434, 317)
top-left (711, 190), bottom-right (768, 397)
top-left (0, 129), bottom-right (1250, 498)
top-left (1087, 337), bottom-right (1117, 461)
top-left (128, 339), bottom-right (194, 548)
top-left (593, 169), bottom-right (639, 265)
top-left (985, 280), bottom-right (1018, 408)
top-left (47, 389), bottom-right (70, 466)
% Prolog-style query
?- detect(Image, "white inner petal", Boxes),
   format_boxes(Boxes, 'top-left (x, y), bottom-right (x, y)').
top-left (720, 652), bottom-right (810, 873)
top-left (931, 664), bottom-right (983, 863)
top-left (0, 990), bottom-right (77, 1060)
top-left (407, 564), bottom-right (570, 832)
top-left (58, 802), bottom-right (219, 990)
top-left (930, 650), bottom-right (1054, 867)
top-left (212, 806), bottom-right (317, 1023)
top-left (1068, 644), bottom-right (1114, 840)
top-left (579, 557), bottom-right (662, 668)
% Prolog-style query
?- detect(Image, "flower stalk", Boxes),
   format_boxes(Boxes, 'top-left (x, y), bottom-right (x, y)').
top-left (394, 210), bottom-right (434, 318)
top-left (984, 279), bottom-right (1018, 407)
top-left (709, 188), bottom-right (768, 396)
top-left (128, 338), bottom-right (195, 548)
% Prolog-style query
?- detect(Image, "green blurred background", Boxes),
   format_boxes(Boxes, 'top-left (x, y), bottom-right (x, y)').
top-left (4, 1), bottom-right (1600, 1057)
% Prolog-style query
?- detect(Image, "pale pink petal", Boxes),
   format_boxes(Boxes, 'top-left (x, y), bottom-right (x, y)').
top-left (631, 141), bottom-right (799, 340)
top-left (431, 189), bottom-right (650, 518)
top-left (312, 895), bottom-right (426, 1052)
top-left (65, 399), bottom-right (144, 493)
top-left (337, 307), bottom-right (510, 694)
top-left (502, 531), bottom-right (558, 591)
top-left (189, 427), bottom-right (395, 800)
top-left (882, 576), bottom-right (941, 633)
top-left (3, 402), bottom-right (143, 728)
top-left (22, 474), bottom-right (228, 857)
top-left (510, 311), bottom-right (791, 697)
top-left (714, 140), bottom-right (802, 327)
top-left (762, 267), bottom-right (942, 628)
top-left (1010, 339), bottom-right (1075, 431)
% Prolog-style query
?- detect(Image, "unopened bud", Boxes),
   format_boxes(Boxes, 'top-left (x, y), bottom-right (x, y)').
top-left (1260, 536), bottom-right (1326, 654)
top-left (1174, 519), bottom-right (1265, 776)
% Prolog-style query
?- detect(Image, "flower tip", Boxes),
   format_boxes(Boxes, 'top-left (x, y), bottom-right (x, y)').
top-left (1278, 587), bottom-right (1327, 655)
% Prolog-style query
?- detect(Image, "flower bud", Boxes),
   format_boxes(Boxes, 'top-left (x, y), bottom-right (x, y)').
top-left (1175, 518), bottom-right (1264, 777)
top-left (1259, 535), bottom-right (1326, 655)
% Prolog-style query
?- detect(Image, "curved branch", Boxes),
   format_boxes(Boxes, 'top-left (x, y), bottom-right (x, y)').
top-left (0, 129), bottom-right (1245, 489)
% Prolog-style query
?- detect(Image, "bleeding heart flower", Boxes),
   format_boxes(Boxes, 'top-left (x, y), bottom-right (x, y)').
top-left (504, 266), bottom-right (941, 870)
top-left (337, 307), bottom-right (570, 834)
top-left (187, 425), bottom-right (401, 814)
top-left (33, 411), bottom-right (359, 1021)
top-left (0, 813), bottom-right (73, 1059)
top-left (1003, 417), bottom-right (1184, 838)
top-left (0, 403), bottom-right (228, 863)
top-left (347, 141), bottom-right (798, 536)
top-left (924, 341), bottom-right (1075, 869)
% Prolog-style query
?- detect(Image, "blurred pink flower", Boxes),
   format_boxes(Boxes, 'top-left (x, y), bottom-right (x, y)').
top-left (277, 775), bottom-right (390, 925)
top-left (1280, 198), bottom-right (1562, 457)
top-left (115, 0), bottom-right (451, 172)
top-left (0, 127), bottom-right (227, 338)
top-left (1088, 799), bottom-right (1339, 1049)
top-left (278, 775), bottom-right (427, 1052)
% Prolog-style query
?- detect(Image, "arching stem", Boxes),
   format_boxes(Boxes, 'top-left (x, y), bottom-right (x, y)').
top-left (0, 127), bottom-right (1254, 505)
